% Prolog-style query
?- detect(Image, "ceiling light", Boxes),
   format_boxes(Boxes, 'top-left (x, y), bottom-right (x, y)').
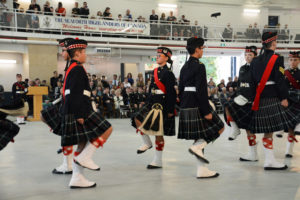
top-left (0, 59), bottom-right (17, 64)
top-left (244, 9), bottom-right (260, 14)
top-left (158, 3), bottom-right (177, 8)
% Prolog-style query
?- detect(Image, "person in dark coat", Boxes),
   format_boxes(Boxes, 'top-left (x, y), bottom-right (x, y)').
top-left (12, 74), bottom-right (28, 125)
top-left (281, 51), bottom-right (300, 158)
top-left (178, 37), bottom-right (224, 179)
top-left (132, 47), bottom-right (176, 169)
top-left (223, 46), bottom-right (259, 162)
top-left (0, 97), bottom-right (28, 151)
top-left (249, 32), bottom-right (298, 170)
top-left (40, 38), bottom-right (74, 175)
top-left (102, 87), bottom-right (114, 118)
top-left (61, 38), bottom-right (112, 188)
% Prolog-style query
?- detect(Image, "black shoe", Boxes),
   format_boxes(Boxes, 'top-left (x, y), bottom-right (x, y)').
top-left (70, 183), bottom-right (97, 189)
top-left (74, 160), bottom-right (100, 171)
top-left (197, 173), bottom-right (219, 179)
top-left (147, 165), bottom-right (162, 169)
top-left (228, 137), bottom-right (235, 141)
top-left (285, 154), bottom-right (293, 158)
top-left (276, 134), bottom-right (283, 138)
top-left (52, 168), bottom-right (73, 174)
top-left (264, 165), bottom-right (288, 170)
top-left (18, 122), bottom-right (26, 125)
top-left (137, 146), bottom-right (152, 154)
top-left (239, 157), bottom-right (258, 162)
top-left (188, 148), bottom-right (209, 164)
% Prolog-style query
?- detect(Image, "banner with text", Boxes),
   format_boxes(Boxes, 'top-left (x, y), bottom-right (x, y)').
top-left (39, 16), bottom-right (150, 35)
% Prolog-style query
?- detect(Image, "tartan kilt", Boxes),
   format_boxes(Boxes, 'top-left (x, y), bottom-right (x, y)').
top-left (225, 100), bottom-right (253, 130)
top-left (61, 111), bottom-right (111, 146)
top-left (249, 98), bottom-right (299, 134)
top-left (40, 104), bottom-right (62, 136)
top-left (284, 102), bottom-right (300, 132)
top-left (288, 90), bottom-right (300, 104)
top-left (0, 119), bottom-right (20, 151)
top-left (131, 103), bottom-right (175, 136)
top-left (178, 107), bottom-right (224, 143)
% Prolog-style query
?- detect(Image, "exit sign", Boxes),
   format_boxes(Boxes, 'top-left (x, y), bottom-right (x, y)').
top-left (151, 57), bottom-right (157, 62)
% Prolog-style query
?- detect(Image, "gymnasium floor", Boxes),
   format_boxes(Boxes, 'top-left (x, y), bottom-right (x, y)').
top-left (0, 118), bottom-right (299, 200)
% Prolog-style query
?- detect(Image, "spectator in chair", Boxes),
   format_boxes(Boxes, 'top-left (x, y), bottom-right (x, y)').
top-left (114, 88), bottom-right (124, 117)
top-left (35, 78), bottom-right (41, 86)
top-left (217, 79), bottom-right (225, 92)
top-left (91, 89), bottom-right (101, 112)
top-left (123, 78), bottom-right (131, 88)
top-left (101, 76), bottom-right (110, 88)
top-left (127, 73), bottom-right (134, 85)
top-left (112, 74), bottom-right (119, 88)
top-left (136, 73), bottom-right (145, 88)
top-left (50, 71), bottom-right (59, 91)
top-left (54, 80), bottom-right (62, 99)
top-left (231, 76), bottom-right (238, 90)
top-left (226, 77), bottom-right (233, 90)
top-left (102, 87), bottom-right (114, 118)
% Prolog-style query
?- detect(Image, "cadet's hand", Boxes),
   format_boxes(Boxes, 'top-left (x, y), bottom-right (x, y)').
top-left (168, 113), bottom-right (174, 118)
top-left (77, 118), bottom-right (84, 124)
top-left (281, 99), bottom-right (288, 108)
top-left (204, 113), bottom-right (213, 120)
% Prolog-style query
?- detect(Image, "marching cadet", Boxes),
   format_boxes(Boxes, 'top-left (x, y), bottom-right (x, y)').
top-left (283, 51), bottom-right (300, 158)
top-left (0, 98), bottom-right (28, 151)
top-left (12, 74), bottom-right (28, 125)
top-left (61, 38), bottom-right (112, 188)
top-left (224, 46), bottom-right (259, 162)
top-left (249, 32), bottom-right (298, 170)
top-left (132, 47), bottom-right (176, 169)
top-left (41, 38), bottom-right (75, 175)
top-left (178, 37), bottom-right (224, 178)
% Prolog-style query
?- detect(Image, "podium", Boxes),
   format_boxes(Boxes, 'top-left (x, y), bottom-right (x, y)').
top-left (27, 86), bottom-right (48, 121)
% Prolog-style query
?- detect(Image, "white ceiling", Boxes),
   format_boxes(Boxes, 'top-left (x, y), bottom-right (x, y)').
top-left (178, 0), bottom-right (300, 9)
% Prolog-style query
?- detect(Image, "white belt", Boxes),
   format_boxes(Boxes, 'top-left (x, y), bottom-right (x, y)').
top-left (154, 89), bottom-right (164, 94)
top-left (259, 81), bottom-right (275, 86)
top-left (16, 91), bottom-right (25, 94)
top-left (65, 89), bottom-right (91, 97)
top-left (184, 87), bottom-right (196, 92)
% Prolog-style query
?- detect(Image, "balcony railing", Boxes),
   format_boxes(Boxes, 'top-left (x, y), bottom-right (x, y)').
top-left (1, 9), bottom-right (300, 44)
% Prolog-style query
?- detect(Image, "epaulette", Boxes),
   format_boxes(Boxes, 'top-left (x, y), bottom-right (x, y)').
top-left (279, 66), bottom-right (285, 75)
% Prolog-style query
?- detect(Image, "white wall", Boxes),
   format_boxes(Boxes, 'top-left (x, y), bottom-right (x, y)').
top-left (0, 53), bottom-right (27, 91)
top-left (16, 0), bottom-right (300, 28)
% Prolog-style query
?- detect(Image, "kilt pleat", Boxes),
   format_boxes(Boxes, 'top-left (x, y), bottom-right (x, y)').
top-left (249, 98), bottom-right (299, 134)
top-left (0, 119), bottom-right (20, 151)
top-left (178, 107), bottom-right (224, 143)
top-left (132, 103), bottom-right (175, 136)
top-left (41, 104), bottom-right (62, 136)
top-left (226, 100), bottom-right (253, 130)
top-left (61, 111), bottom-right (111, 146)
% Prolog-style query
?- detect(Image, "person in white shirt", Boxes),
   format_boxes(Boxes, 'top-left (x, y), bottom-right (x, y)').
top-left (123, 78), bottom-right (131, 88)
